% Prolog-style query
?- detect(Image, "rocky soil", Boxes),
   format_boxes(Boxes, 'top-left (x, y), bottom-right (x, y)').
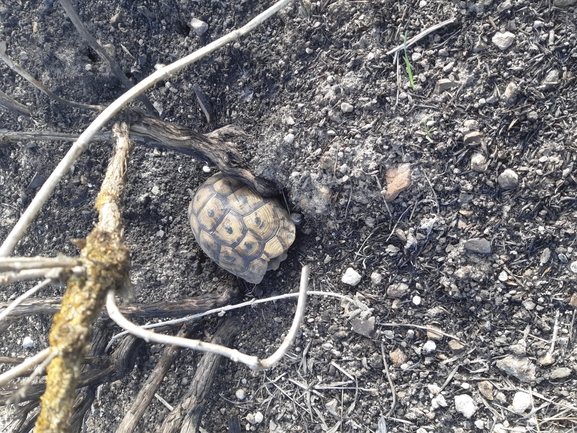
top-left (1, 0), bottom-right (577, 432)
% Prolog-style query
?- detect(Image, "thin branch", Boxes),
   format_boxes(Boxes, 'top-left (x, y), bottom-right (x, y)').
top-left (108, 286), bottom-right (341, 345)
top-left (0, 50), bottom-right (103, 111)
top-left (0, 279), bottom-right (52, 322)
top-left (106, 265), bottom-right (310, 371)
top-left (116, 326), bottom-right (193, 433)
top-left (0, 266), bottom-right (85, 286)
top-left (380, 341), bottom-right (397, 418)
top-left (0, 0), bottom-right (295, 257)
top-left (0, 287), bottom-right (239, 319)
top-left (34, 123), bottom-right (132, 433)
top-left (0, 348), bottom-right (51, 387)
top-left (0, 89), bottom-right (31, 116)
top-left (0, 256), bottom-right (81, 272)
top-left (386, 18), bottom-right (456, 55)
top-left (157, 319), bottom-right (238, 433)
top-left (57, 0), bottom-right (156, 115)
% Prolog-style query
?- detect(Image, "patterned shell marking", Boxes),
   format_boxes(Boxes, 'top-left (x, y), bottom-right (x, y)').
top-left (188, 173), bottom-right (296, 284)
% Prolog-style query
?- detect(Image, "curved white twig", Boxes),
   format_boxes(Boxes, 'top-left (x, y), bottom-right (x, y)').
top-left (107, 265), bottom-right (309, 371)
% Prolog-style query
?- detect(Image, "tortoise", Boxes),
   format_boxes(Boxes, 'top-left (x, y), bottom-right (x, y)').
top-left (188, 173), bottom-right (296, 284)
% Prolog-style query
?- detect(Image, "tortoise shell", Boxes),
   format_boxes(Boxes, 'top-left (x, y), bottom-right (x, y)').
top-left (188, 173), bottom-right (296, 284)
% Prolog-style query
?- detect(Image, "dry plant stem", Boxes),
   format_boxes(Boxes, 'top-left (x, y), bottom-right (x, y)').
top-left (0, 51), bottom-right (103, 111)
top-left (116, 326), bottom-right (193, 433)
top-left (0, 129), bottom-right (110, 144)
top-left (0, 88), bottom-right (31, 116)
top-left (0, 287), bottom-right (238, 319)
top-left (158, 318), bottom-right (239, 433)
top-left (0, 266), bottom-right (84, 286)
top-left (34, 123), bottom-right (132, 433)
top-left (0, 348), bottom-right (51, 387)
top-left (0, 0), bottom-right (294, 257)
top-left (0, 279), bottom-right (52, 322)
top-left (111, 288), bottom-right (351, 341)
top-left (107, 264), bottom-right (309, 371)
top-left (57, 0), bottom-right (156, 115)
top-left (386, 18), bottom-right (456, 55)
top-left (0, 256), bottom-right (81, 272)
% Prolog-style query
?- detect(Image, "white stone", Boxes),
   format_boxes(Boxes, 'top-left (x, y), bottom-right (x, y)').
top-left (235, 389), bottom-right (246, 400)
top-left (512, 391), bottom-right (532, 414)
top-left (503, 82), bottom-right (518, 102)
top-left (22, 336), bottom-right (35, 348)
top-left (454, 394), bottom-right (477, 418)
top-left (156, 230), bottom-right (165, 238)
top-left (471, 153), bottom-right (488, 172)
top-left (254, 411), bottom-right (264, 424)
top-left (569, 261), bottom-right (577, 273)
top-left (422, 340), bottom-right (436, 354)
top-left (202, 165), bottom-right (211, 173)
top-left (431, 394), bottom-right (447, 409)
top-left (498, 169), bottom-right (519, 189)
top-left (370, 272), bottom-right (383, 285)
top-left (190, 18), bottom-right (208, 36)
top-left (283, 133), bottom-right (295, 145)
top-left (342, 267), bottom-right (362, 286)
top-left (412, 295), bottom-right (422, 306)
top-left (492, 31), bottom-right (515, 50)
top-left (340, 102), bottom-right (354, 113)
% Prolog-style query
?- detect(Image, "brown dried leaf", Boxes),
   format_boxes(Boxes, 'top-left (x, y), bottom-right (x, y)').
top-left (383, 163), bottom-right (411, 202)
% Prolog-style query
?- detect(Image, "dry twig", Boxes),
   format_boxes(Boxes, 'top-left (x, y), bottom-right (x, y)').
top-left (34, 123), bottom-right (132, 433)
top-left (107, 265), bottom-right (309, 371)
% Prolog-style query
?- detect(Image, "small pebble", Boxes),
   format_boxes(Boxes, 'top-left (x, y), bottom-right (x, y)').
top-left (498, 168), bottom-right (519, 189)
top-left (387, 282), bottom-right (410, 298)
top-left (540, 248), bottom-right (551, 265)
top-left (422, 340), bottom-right (436, 354)
top-left (448, 339), bottom-right (466, 353)
top-left (569, 261), bottom-right (577, 273)
top-left (496, 355), bottom-right (536, 382)
top-left (464, 238), bottom-right (492, 254)
top-left (283, 133), bottom-right (295, 145)
top-left (431, 394), bottom-right (447, 409)
top-left (463, 131), bottom-right (483, 145)
top-left (22, 336), bottom-right (35, 348)
top-left (340, 102), bottom-right (354, 113)
top-left (502, 82), bottom-right (518, 103)
top-left (202, 165), bottom-right (211, 173)
top-left (549, 367), bottom-right (572, 379)
top-left (541, 69), bottom-right (560, 89)
top-left (437, 78), bottom-right (459, 92)
top-left (151, 185), bottom-right (160, 195)
top-left (492, 31), bottom-right (515, 50)
top-left (470, 153), bottom-right (488, 172)
top-left (235, 389), bottom-right (246, 401)
top-left (512, 391), bottom-right (532, 414)
top-left (341, 267), bottom-right (362, 286)
top-left (498, 270), bottom-right (508, 282)
top-left (454, 394), bottom-right (477, 418)
top-left (477, 381), bottom-right (494, 400)
top-left (389, 348), bottom-right (407, 366)
top-left (156, 230), bottom-right (165, 238)
top-left (412, 295), bottom-right (422, 306)
top-left (370, 272), bottom-right (383, 285)
top-left (190, 18), bottom-right (208, 36)
top-left (254, 411), bottom-right (264, 424)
